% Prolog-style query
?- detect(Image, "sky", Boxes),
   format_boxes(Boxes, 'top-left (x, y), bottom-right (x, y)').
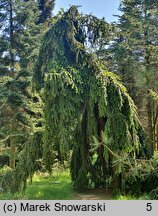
top-left (53, 0), bottom-right (122, 23)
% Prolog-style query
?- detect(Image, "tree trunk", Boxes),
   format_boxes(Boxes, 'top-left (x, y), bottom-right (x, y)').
top-left (94, 103), bottom-right (107, 186)
top-left (9, 138), bottom-right (15, 169)
top-left (9, 0), bottom-right (15, 77)
top-left (156, 123), bottom-right (158, 151)
top-left (147, 96), bottom-right (153, 150)
top-left (8, 1), bottom-right (16, 169)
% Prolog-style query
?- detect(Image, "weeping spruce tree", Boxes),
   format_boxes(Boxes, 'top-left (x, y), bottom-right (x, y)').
top-left (33, 7), bottom-right (152, 192)
top-left (1, 6), bottom-right (152, 194)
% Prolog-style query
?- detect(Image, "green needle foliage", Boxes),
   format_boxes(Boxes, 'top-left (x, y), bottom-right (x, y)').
top-left (0, 6), bottom-right (153, 195)
top-left (38, 0), bottom-right (56, 24)
top-left (107, 0), bottom-right (158, 150)
top-left (0, 0), bottom-right (44, 190)
top-left (0, 0), bottom-right (43, 169)
top-left (34, 6), bottom-right (152, 192)
top-left (1, 130), bottom-right (43, 192)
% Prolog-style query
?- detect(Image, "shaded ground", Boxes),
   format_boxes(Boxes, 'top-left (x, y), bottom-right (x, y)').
top-left (73, 188), bottom-right (112, 200)
top-left (0, 170), bottom-right (142, 200)
top-left (0, 170), bottom-right (114, 200)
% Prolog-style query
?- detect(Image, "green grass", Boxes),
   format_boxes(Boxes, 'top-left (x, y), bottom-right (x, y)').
top-left (154, 151), bottom-right (158, 159)
top-left (0, 169), bottom-right (75, 200)
top-left (113, 195), bottom-right (136, 200)
top-left (113, 194), bottom-right (151, 200)
top-left (0, 168), bottom-right (150, 200)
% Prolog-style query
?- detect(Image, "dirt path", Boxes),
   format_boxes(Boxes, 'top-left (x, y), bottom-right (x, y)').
top-left (73, 188), bottom-right (112, 200)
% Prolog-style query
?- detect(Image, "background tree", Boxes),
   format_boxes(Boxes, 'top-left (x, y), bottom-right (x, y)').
top-left (38, 0), bottom-right (55, 24)
top-left (0, 0), bottom-right (44, 168)
top-left (101, 0), bottom-right (158, 150)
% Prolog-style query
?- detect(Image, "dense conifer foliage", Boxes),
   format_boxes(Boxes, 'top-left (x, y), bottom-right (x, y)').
top-left (103, 0), bottom-right (158, 150)
top-left (34, 7), bottom-right (152, 192)
top-left (0, 0), bottom-right (41, 168)
top-left (0, 0), bottom-right (44, 182)
top-left (0, 2), bottom-right (158, 198)
top-left (38, 0), bottom-right (55, 24)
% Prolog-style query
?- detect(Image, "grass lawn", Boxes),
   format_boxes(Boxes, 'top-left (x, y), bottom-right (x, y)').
top-left (0, 169), bottom-right (75, 200)
top-left (0, 168), bottom-right (148, 200)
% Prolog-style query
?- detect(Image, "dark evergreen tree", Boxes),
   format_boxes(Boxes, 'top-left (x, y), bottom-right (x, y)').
top-left (105, 0), bottom-right (158, 150)
top-left (38, 0), bottom-right (55, 24)
top-left (34, 7), bottom-right (152, 191)
top-left (0, 0), bottom-right (43, 168)
top-left (1, 6), bottom-right (156, 197)
top-left (0, 0), bottom-right (14, 76)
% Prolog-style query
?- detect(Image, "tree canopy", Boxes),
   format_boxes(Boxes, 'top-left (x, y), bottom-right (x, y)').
top-left (34, 6), bottom-right (152, 191)
top-left (1, 5), bottom-right (156, 196)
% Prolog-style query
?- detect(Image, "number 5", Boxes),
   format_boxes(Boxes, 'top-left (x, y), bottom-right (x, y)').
top-left (146, 203), bottom-right (152, 211)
